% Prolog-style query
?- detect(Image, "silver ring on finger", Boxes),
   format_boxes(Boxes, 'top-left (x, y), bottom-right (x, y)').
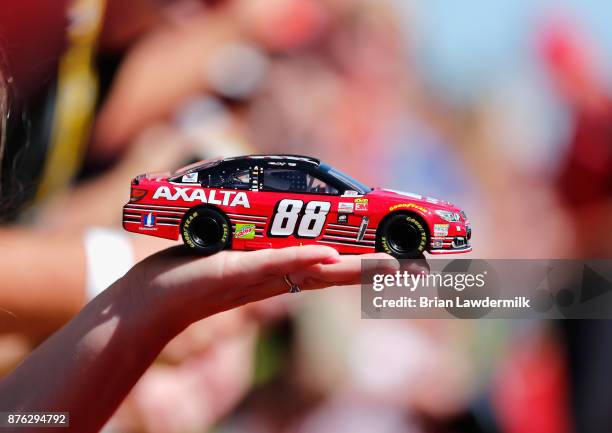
top-left (284, 274), bottom-right (301, 293)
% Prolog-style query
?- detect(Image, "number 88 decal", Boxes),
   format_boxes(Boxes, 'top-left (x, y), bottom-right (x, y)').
top-left (270, 199), bottom-right (331, 238)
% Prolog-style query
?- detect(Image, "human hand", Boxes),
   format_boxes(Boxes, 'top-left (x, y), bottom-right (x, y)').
top-left (129, 245), bottom-right (396, 334)
top-left (0, 244), bottom-right (394, 433)
top-left (109, 245), bottom-right (395, 432)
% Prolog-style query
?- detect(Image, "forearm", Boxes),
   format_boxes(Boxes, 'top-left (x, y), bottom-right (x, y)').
top-left (0, 228), bottom-right (86, 333)
top-left (0, 274), bottom-right (178, 433)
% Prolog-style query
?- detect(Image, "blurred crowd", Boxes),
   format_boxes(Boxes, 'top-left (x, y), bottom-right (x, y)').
top-left (1, 0), bottom-right (612, 432)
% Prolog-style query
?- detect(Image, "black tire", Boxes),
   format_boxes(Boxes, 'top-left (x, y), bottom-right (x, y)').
top-left (181, 207), bottom-right (231, 254)
top-left (377, 213), bottom-right (428, 259)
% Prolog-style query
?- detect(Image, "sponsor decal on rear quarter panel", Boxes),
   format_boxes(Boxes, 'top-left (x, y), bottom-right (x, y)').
top-left (152, 186), bottom-right (250, 208)
top-left (234, 223), bottom-right (256, 239)
top-left (142, 212), bottom-right (156, 229)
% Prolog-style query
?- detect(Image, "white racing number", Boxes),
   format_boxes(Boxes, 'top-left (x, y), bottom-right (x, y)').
top-left (270, 199), bottom-right (331, 238)
top-left (270, 199), bottom-right (303, 236)
top-left (298, 201), bottom-right (331, 237)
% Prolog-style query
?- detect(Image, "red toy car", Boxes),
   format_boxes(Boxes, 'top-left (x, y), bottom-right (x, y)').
top-left (123, 155), bottom-right (471, 258)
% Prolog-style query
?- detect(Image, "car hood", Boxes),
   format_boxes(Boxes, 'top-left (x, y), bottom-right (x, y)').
top-left (367, 188), bottom-right (460, 211)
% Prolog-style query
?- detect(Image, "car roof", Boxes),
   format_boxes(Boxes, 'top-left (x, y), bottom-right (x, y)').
top-left (224, 154), bottom-right (320, 167)
top-left (170, 155), bottom-right (321, 179)
top-left (174, 157), bottom-right (224, 174)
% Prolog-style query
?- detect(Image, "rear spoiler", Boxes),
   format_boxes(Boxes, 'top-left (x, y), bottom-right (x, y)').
top-left (131, 174), bottom-right (145, 186)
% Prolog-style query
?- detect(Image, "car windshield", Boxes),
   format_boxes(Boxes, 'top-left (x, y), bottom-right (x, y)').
top-left (320, 163), bottom-right (371, 194)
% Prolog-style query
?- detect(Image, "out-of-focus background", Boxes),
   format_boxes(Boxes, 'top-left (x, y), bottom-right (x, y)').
top-left (1, 0), bottom-right (612, 432)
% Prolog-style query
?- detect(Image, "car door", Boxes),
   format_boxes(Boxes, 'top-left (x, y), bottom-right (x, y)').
top-left (260, 166), bottom-right (340, 247)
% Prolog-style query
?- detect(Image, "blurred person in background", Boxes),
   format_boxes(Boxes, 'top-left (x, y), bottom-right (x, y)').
top-left (0, 1), bottom-right (305, 432)
top-left (2, 1), bottom-right (486, 431)
top-left (540, 14), bottom-right (612, 433)
top-left (1, 0), bottom-right (507, 432)
top-left (0, 1), bottom-right (453, 432)
top-left (6, 0), bottom-right (610, 433)
top-left (0, 0), bottom-right (320, 430)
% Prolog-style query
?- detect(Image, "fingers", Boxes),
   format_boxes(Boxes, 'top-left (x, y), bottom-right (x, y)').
top-left (289, 253), bottom-right (432, 291)
top-left (292, 252), bottom-right (399, 290)
top-left (225, 245), bottom-right (340, 285)
top-left (215, 249), bottom-right (390, 306)
top-left (141, 245), bottom-right (428, 324)
top-left (361, 253), bottom-right (401, 273)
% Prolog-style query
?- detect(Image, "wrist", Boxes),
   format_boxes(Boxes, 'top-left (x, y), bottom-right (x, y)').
top-left (112, 271), bottom-right (187, 345)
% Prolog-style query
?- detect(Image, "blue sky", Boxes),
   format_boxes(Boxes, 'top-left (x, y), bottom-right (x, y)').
top-left (412, 0), bottom-right (612, 102)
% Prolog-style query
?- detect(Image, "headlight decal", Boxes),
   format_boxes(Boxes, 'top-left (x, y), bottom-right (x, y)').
top-left (435, 210), bottom-right (460, 222)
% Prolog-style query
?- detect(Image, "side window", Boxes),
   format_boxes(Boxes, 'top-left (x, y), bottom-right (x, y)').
top-left (202, 167), bottom-right (251, 190)
top-left (263, 169), bottom-right (307, 192)
top-left (263, 168), bottom-right (338, 194)
top-left (307, 175), bottom-right (338, 195)
top-left (221, 169), bottom-right (250, 189)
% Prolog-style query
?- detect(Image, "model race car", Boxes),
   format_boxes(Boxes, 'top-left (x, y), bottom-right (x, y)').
top-left (123, 155), bottom-right (471, 258)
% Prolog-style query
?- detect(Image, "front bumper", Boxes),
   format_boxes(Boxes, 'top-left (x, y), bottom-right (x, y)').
top-left (428, 222), bottom-right (472, 254)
